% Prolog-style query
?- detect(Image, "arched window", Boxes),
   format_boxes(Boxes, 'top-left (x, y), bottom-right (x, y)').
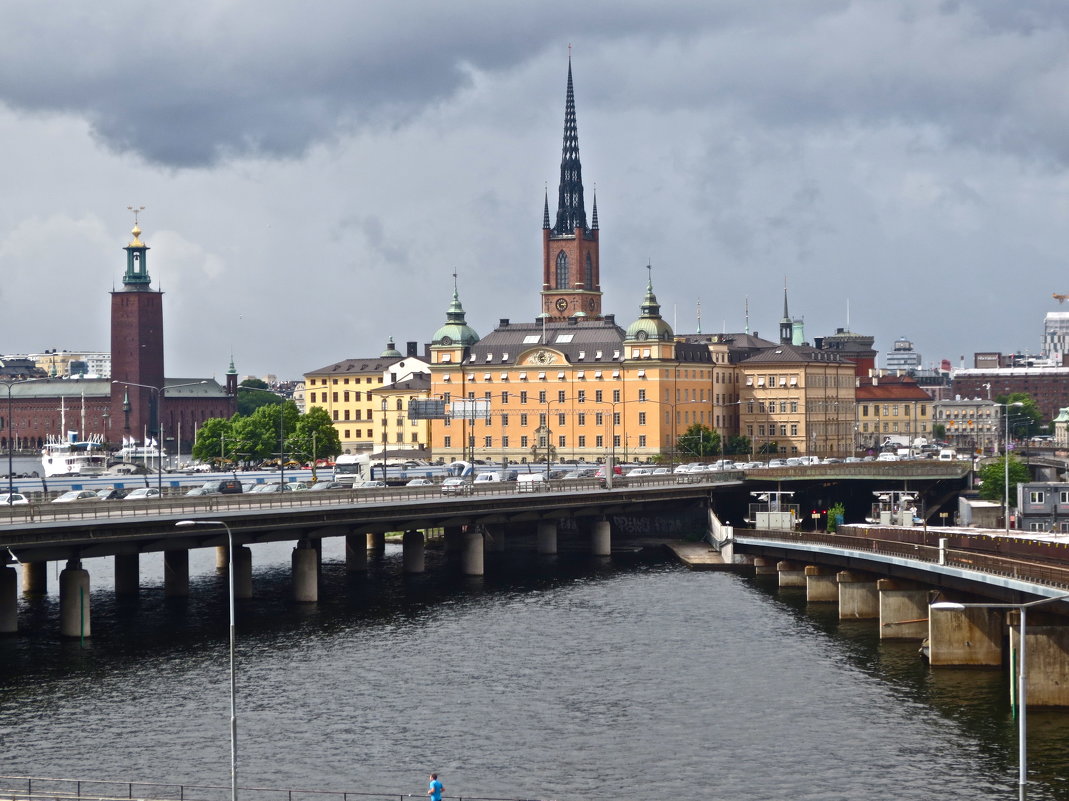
top-left (584, 253), bottom-right (593, 289)
top-left (556, 251), bottom-right (568, 288)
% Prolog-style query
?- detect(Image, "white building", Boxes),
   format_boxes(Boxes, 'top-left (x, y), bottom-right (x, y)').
top-left (1043, 312), bottom-right (1069, 365)
top-left (886, 337), bottom-right (922, 372)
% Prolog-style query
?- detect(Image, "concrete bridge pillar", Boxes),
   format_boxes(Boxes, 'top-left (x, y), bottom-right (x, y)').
top-left (444, 527), bottom-right (465, 556)
top-left (927, 606), bottom-right (1002, 667)
top-left (1014, 625), bottom-right (1069, 707)
top-left (753, 556), bottom-right (777, 575)
top-left (486, 524), bottom-right (506, 553)
top-left (462, 529), bottom-right (484, 576)
top-left (591, 519), bottom-right (611, 557)
top-left (877, 579), bottom-right (929, 640)
top-left (536, 521), bottom-right (558, 555)
top-left (403, 530), bottom-right (425, 574)
top-left (164, 549), bottom-right (190, 598)
top-left (805, 566), bottom-right (838, 602)
top-left (292, 540), bottom-right (318, 603)
top-left (59, 559), bottom-right (90, 639)
top-left (215, 546), bottom-right (229, 571)
top-left (366, 531), bottom-right (385, 556)
top-left (21, 561), bottom-right (46, 594)
top-left (777, 561), bottom-right (806, 588)
top-left (114, 554), bottom-right (139, 596)
top-left (837, 572), bottom-right (879, 619)
top-left (233, 545), bottom-right (253, 600)
top-left (345, 534), bottom-right (368, 572)
top-left (0, 564), bottom-right (16, 634)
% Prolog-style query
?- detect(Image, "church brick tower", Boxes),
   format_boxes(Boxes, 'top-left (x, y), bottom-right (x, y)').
top-left (541, 60), bottom-right (602, 320)
top-left (110, 218), bottom-right (164, 440)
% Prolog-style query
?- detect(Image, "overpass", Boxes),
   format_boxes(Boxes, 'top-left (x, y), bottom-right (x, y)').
top-left (0, 461), bottom-right (971, 637)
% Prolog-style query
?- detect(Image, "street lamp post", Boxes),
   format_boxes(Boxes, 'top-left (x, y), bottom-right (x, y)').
top-left (932, 592), bottom-right (1069, 801)
top-left (381, 397), bottom-right (388, 484)
top-left (1, 376), bottom-right (39, 503)
top-left (998, 401), bottom-right (1025, 534)
top-left (175, 519), bottom-right (238, 801)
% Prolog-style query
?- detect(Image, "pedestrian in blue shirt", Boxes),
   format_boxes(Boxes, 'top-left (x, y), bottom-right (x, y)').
top-left (427, 773), bottom-right (444, 801)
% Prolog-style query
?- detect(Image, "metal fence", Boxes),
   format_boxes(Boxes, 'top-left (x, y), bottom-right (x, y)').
top-left (0, 776), bottom-right (556, 801)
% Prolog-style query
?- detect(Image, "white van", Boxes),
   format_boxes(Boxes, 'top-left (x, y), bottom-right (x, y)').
top-left (516, 473), bottom-right (547, 492)
top-left (937, 448), bottom-right (957, 461)
top-left (473, 470), bottom-right (517, 484)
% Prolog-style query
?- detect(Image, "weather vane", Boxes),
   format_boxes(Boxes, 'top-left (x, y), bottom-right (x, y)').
top-left (127, 205), bottom-right (145, 225)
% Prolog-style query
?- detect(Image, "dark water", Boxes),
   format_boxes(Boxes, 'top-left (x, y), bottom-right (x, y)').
top-left (3, 541), bottom-right (1069, 801)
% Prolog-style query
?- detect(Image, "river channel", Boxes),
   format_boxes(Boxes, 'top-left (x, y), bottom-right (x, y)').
top-left (2, 539), bottom-right (1069, 800)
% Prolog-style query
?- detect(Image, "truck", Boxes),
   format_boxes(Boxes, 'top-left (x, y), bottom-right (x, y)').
top-left (333, 453), bottom-right (455, 486)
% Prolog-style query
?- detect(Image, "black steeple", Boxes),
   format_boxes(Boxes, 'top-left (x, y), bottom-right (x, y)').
top-left (591, 187), bottom-right (599, 230)
top-left (543, 188), bottom-right (551, 229)
top-left (553, 59), bottom-right (588, 236)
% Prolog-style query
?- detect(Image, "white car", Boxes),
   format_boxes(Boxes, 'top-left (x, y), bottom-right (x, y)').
top-left (440, 477), bottom-right (473, 495)
top-left (877, 452), bottom-right (899, 462)
top-left (52, 490), bottom-right (99, 503)
top-left (123, 487), bottom-right (161, 500)
top-left (406, 478), bottom-right (435, 487)
top-left (0, 493), bottom-right (29, 505)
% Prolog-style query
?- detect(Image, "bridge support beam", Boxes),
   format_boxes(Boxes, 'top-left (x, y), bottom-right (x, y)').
top-left (877, 579), bottom-right (929, 640)
top-left (366, 531), bottom-right (385, 556)
top-left (215, 546), bottom-right (229, 571)
top-left (1014, 626), bottom-right (1069, 707)
top-left (345, 534), bottom-right (368, 572)
top-left (486, 524), bottom-right (506, 553)
top-left (114, 554), bottom-right (139, 596)
top-left (462, 530), bottom-right (484, 576)
top-left (805, 566), bottom-right (838, 602)
top-left (403, 530), bottom-right (425, 574)
top-left (777, 561), bottom-right (806, 588)
top-left (927, 606), bottom-right (1002, 667)
top-left (21, 561), bottom-right (47, 594)
top-left (753, 557), bottom-right (777, 576)
top-left (837, 572), bottom-right (879, 619)
top-left (59, 559), bottom-right (90, 639)
top-left (234, 545), bottom-right (253, 600)
top-left (536, 521), bottom-right (557, 555)
top-left (0, 565), bottom-right (16, 634)
top-left (591, 520), bottom-right (611, 557)
top-left (292, 541), bottom-right (318, 603)
top-left (164, 550), bottom-right (189, 598)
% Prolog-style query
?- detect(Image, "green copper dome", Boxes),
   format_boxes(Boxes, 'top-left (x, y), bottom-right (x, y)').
top-left (432, 288), bottom-right (480, 347)
top-left (625, 277), bottom-right (674, 342)
top-left (380, 338), bottom-right (403, 358)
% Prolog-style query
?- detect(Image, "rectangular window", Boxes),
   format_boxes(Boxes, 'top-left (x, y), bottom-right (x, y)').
top-left (558, 436), bottom-right (566, 447)
top-left (343, 429), bottom-right (350, 438)
top-left (613, 412), bottom-right (621, 426)
top-left (595, 413), bottom-right (604, 426)
top-left (596, 435), bottom-right (604, 447)
top-left (638, 435), bottom-right (647, 447)
top-left (501, 391), bottom-right (509, 404)
top-left (502, 436), bottom-right (509, 447)
top-left (577, 390), bottom-right (586, 403)
top-left (613, 435), bottom-right (621, 447)
top-left (595, 390), bottom-right (603, 403)
top-left (557, 390), bottom-right (566, 403)
top-left (484, 436), bottom-right (492, 448)
top-left (1030, 491), bottom-right (1046, 504)
top-left (520, 391), bottom-right (528, 404)
top-left (790, 424), bottom-right (798, 436)
top-left (613, 390), bottom-right (621, 403)
top-left (557, 414), bottom-right (565, 426)
top-left (578, 435), bottom-right (586, 447)
top-left (638, 412), bottom-right (647, 425)
top-left (779, 424), bottom-right (787, 436)
top-left (332, 410), bottom-right (339, 421)
top-left (444, 436), bottom-right (451, 447)
top-left (758, 425), bottom-right (765, 436)
top-left (790, 401), bottom-right (798, 413)
top-left (1060, 491), bottom-right (1069, 504)
top-left (638, 389), bottom-right (647, 401)
top-left (538, 391), bottom-right (547, 404)
top-left (578, 413), bottom-right (586, 425)
top-left (862, 405), bottom-right (868, 417)
top-left (521, 436), bottom-right (529, 448)
top-left (344, 409), bottom-right (350, 421)
top-left (520, 414), bottom-right (528, 426)
top-left (332, 392), bottom-right (338, 403)
top-left (501, 414), bottom-right (509, 426)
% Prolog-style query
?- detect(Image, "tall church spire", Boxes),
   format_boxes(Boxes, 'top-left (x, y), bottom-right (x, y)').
top-left (780, 278), bottom-right (792, 344)
top-left (553, 58), bottom-right (588, 235)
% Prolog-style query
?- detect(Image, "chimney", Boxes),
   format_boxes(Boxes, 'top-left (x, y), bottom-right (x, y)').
top-left (499, 319), bottom-right (509, 328)
top-left (406, 341), bottom-right (418, 357)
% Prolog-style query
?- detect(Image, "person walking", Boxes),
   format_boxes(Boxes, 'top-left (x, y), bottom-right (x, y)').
top-left (427, 773), bottom-right (444, 801)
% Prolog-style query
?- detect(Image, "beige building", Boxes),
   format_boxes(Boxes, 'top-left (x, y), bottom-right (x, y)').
top-left (304, 340), bottom-right (430, 454)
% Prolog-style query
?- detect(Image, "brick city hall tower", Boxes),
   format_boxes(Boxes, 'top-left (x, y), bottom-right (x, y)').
top-left (541, 59), bottom-right (602, 321)
top-left (110, 220), bottom-right (164, 440)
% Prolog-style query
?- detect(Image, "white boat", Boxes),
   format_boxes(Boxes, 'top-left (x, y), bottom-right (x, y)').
top-left (115, 437), bottom-right (165, 465)
top-left (41, 431), bottom-right (109, 478)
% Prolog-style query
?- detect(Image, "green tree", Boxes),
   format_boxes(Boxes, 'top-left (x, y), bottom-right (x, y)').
top-left (677, 423), bottom-right (720, 458)
top-left (289, 406), bottom-right (342, 462)
top-left (191, 416), bottom-right (236, 464)
top-left (995, 393), bottom-right (1043, 439)
top-left (827, 502), bottom-right (846, 533)
top-left (233, 401), bottom-right (301, 462)
top-left (724, 435), bottom-right (751, 456)
top-left (932, 423), bottom-right (946, 441)
top-left (237, 379), bottom-right (283, 416)
top-left (977, 456), bottom-right (1030, 506)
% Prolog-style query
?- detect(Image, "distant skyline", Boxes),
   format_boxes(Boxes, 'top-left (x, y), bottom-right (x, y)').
top-left (2, 2), bottom-right (1069, 379)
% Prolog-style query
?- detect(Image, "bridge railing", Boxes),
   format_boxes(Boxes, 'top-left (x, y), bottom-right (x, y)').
top-left (743, 528), bottom-right (1069, 589)
top-left (0, 775), bottom-right (548, 801)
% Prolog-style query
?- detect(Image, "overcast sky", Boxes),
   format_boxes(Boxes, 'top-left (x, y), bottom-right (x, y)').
top-left (2, 0), bottom-right (1069, 380)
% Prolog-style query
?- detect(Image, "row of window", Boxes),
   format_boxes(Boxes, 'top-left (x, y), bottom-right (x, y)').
top-left (308, 376), bottom-right (383, 386)
top-left (443, 433), bottom-right (650, 450)
top-left (859, 404), bottom-right (929, 417)
top-left (1026, 490), bottom-right (1069, 505)
top-left (312, 392), bottom-right (406, 407)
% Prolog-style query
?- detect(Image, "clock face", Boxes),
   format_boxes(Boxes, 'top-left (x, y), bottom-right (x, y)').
top-left (587, 297), bottom-right (595, 310)
top-left (555, 297), bottom-right (569, 312)
top-left (440, 335), bottom-right (453, 345)
top-left (636, 330), bottom-right (649, 341)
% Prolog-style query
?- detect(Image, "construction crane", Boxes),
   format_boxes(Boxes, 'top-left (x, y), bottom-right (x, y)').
top-left (1054, 293), bottom-right (1069, 303)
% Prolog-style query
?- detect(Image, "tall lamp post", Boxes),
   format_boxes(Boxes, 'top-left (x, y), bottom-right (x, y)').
top-left (381, 397), bottom-right (388, 484)
top-left (1, 377), bottom-right (38, 503)
top-left (999, 401), bottom-right (1025, 534)
top-left (932, 592), bottom-right (1069, 801)
top-left (115, 380), bottom-right (207, 495)
top-left (176, 520), bottom-right (238, 801)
